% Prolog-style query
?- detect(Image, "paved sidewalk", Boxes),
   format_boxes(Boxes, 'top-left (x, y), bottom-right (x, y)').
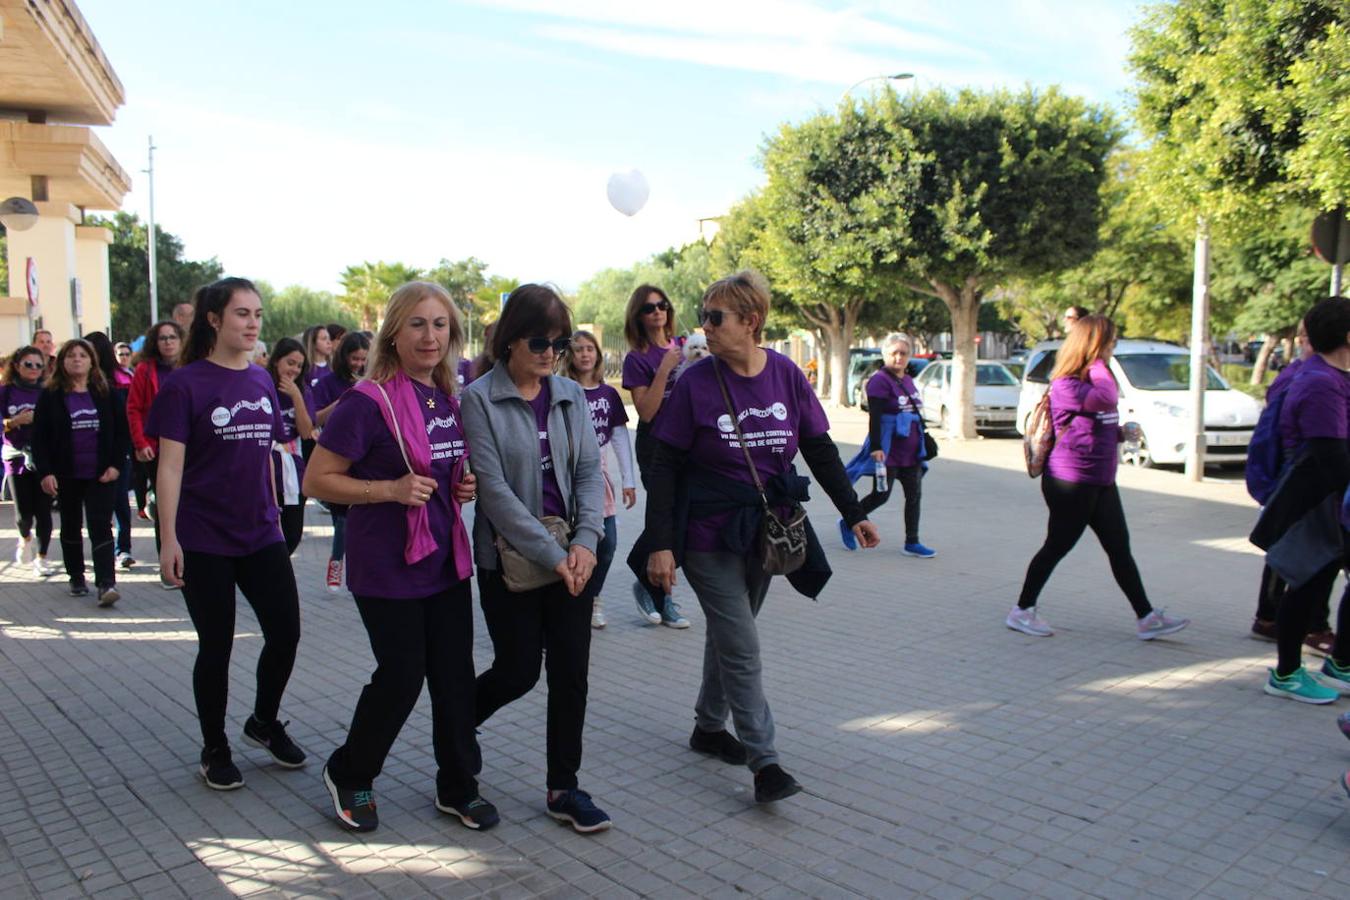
top-left (0, 425), bottom-right (1347, 899)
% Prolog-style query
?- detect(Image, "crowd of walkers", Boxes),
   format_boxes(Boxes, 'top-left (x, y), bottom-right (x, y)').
top-left (5, 275), bottom-right (1349, 833)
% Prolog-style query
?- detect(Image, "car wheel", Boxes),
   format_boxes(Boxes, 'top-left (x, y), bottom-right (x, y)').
top-left (1120, 429), bottom-right (1154, 468)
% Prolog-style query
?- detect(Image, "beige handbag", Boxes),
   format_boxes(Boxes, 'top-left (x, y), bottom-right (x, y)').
top-left (494, 406), bottom-right (577, 592)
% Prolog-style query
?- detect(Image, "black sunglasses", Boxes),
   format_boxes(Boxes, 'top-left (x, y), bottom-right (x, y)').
top-left (698, 308), bottom-right (733, 327)
top-left (20, 360), bottom-right (43, 370)
top-left (639, 300), bottom-right (671, 315)
top-left (526, 336), bottom-right (571, 355)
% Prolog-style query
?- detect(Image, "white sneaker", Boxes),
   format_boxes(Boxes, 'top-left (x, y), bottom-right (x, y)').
top-left (1136, 608), bottom-right (1189, 640)
top-left (591, 604), bottom-right (607, 629)
top-left (1006, 605), bottom-right (1054, 637)
top-left (33, 556), bottom-right (57, 577)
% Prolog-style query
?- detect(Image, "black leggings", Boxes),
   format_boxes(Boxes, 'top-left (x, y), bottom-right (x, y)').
top-left (327, 581), bottom-right (480, 801)
top-left (1255, 564), bottom-right (1331, 631)
top-left (181, 542), bottom-right (300, 749)
top-left (1018, 476), bottom-right (1151, 618)
top-left (280, 504), bottom-right (305, 555)
top-left (859, 465), bottom-right (922, 544)
top-left (11, 470), bottom-right (52, 553)
top-left (56, 477), bottom-right (116, 588)
top-left (476, 568), bottom-right (592, 790)
top-left (1276, 551), bottom-right (1350, 675)
top-left (136, 457), bottom-right (162, 554)
top-left (632, 421), bottom-right (666, 604)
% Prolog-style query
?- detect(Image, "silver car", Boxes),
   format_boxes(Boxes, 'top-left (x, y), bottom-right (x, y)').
top-left (913, 360), bottom-right (1021, 431)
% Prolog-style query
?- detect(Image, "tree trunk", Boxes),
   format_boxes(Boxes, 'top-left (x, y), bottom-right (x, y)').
top-left (1251, 332), bottom-right (1277, 386)
top-left (935, 279), bottom-right (983, 439)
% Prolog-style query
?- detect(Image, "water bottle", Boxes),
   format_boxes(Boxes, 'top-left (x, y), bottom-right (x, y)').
top-left (873, 459), bottom-right (888, 493)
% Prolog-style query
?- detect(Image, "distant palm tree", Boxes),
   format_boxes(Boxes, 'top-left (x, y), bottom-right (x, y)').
top-left (339, 261), bottom-right (423, 329)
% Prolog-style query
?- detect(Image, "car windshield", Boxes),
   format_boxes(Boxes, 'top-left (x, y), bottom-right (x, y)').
top-left (976, 364), bottom-right (1017, 386)
top-left (1116, 354), bottom-right (1227, 391)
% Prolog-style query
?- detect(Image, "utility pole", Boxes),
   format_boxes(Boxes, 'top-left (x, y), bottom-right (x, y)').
top-left (1185, 219), bottom-right (1210, 482)
top-left (145, 136), bottom-right (158, 327)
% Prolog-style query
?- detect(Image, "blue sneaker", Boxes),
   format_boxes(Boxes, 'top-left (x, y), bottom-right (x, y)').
top-left (1337, 710), bottom-right (1350, 740)
top-left (1264, 667), bottom-right (1339, 704)
top-left (838, 517), bottom-right (857, 551)
top-left (546, 789), bottom-right (612, 833)
top-left (631, 582), bottom-right (660, 625)
top-left (1319, 657), bottom-right (1350, 694)
top-left (903, 543), bottom-right (936, 559)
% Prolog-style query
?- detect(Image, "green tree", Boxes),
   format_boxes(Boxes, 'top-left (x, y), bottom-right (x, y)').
top-left (572, 241), bottom-right (713, 341)
top-left (91, 212), bottom-right (223, 341)
top-left (338, 261), bottom-right (423, 329)
top-left (261, 285), bottom-right (356, 345)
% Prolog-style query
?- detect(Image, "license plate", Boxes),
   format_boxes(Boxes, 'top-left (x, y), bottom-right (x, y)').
top-left (1206, 432), bottom-right (1250, 446)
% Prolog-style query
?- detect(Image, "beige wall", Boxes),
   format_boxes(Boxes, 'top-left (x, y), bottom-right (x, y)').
top-left (2, 201), bottom-right (113, 344)
top-left (75, 225), bottom-right (112, 335)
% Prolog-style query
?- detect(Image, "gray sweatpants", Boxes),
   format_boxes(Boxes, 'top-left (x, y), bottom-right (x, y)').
top-left (683, 550), bottom-right (776, 772)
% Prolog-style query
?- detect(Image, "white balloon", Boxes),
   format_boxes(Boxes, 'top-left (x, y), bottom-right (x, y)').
top-left (607, 169), bottom-right (650, 217)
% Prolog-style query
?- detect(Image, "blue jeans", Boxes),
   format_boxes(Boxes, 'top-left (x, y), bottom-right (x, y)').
top-left (113, 454), bottom-right (133, 555)
top-left (580, 515), bottom-right (616, 605)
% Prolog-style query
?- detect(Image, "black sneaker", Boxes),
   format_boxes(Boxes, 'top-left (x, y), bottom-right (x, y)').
top-left (689, 726), bottom-right (747, 765)
top-left (436, 795), bottom-right (501, 831)
top-left (96, 585), bottom-right (119, 607)
top-left (754, 764), bottom-right (802, 803)
top-left (546, 789), bottom-right (612, 833)
top-left (241, 716), bottom-right (307, 768)
top-left (322, 765), bottom-right (377, 832)
top-left (200, 745), bottom-right (244, 791)
top-left (69, 580), bottom-right (89, 596)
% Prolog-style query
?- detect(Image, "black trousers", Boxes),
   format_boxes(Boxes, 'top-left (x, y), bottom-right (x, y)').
top-left (1255, 564), bottom-right (1331, 631)
top-left (56, 476), bottom-right (116, 588)
top-left (11, 470), bottom-right (52, 554)
top-left (632, 421), bottom-right (665, 604)
top-left (181, 542), bottom-right (300, 749)
top-left (327, 581), bottom-right (481, 801)
top-left (280, 504), bottom-right (305, 555)
top-left (1276, 547), bottom-right (1350, 675)
top-left (859, 464), bottom-right (922, 544)
top-left (1018, 476), bottom-right (1151, 618)
top-left (475, 568), bottom-right (592, 790)
top-left (136, 457), bottom-right (161, 554)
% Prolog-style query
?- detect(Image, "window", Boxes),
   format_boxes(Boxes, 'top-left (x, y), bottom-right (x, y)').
top-left (1115, 354), bottom-right (1226, 391)
top-left (1025, 351), bottom-right (1057, 384)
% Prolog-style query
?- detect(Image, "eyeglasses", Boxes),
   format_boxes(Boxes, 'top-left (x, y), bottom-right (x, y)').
top-left (639, 300), bottom-right (671, 315)
top-left (698, 308), bottom-right (734, 327)
top-left (20, 361), bottom-right (43, 370)
top-left (526, 336), bottom-right (571, 355)
top-left (157, 334), bottom-right (180, 343)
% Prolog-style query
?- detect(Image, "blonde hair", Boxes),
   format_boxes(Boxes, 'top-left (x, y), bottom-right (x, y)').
top-left (563, 330), bottom-right (604, 384)
top-left (702, 270), bottom-right (770, 341)
top-left (365, 281), bottom-right (464, 395)
top-left (1050, 314), bottom-right (1116, 381)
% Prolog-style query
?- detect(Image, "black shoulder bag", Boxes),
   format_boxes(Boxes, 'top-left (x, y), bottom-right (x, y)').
top-left (711, 359), bottom-right (808, 575)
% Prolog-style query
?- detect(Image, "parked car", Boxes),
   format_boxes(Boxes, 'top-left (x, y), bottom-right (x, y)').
top-left (848, 350), bottom-right (933, 409)
top-left (1014, 339), bottom-right (1262, 467)
top-left (912, 360), bottom-right (1021, 430)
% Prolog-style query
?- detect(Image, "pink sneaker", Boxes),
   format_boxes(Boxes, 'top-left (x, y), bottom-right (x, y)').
top-left (325, 559), bottom-right (343, 593)
top-left (1006, 606), bottom-right (1053, 637)
top-left (1137, 609), bottom-right (1190, 640)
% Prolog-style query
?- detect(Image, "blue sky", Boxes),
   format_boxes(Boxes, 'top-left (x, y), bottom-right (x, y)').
top-left (80, 0), bottom-right (1149, 294)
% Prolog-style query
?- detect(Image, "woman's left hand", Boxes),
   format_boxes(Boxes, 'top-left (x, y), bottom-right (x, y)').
top-left (852, 520), bottom-right (881, 549)
top-left (622, 487), bottom-right (637, 509)
top-left (98, 466), bottom-right (119, 483)
top-left (566, 544), bottom-right (596, 597)
top-left (453, 472), bottom-right (477, 504)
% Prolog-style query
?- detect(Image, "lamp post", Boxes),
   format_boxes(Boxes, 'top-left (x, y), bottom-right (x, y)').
top-left (839, 72), bottom-right (914, 103)
top-left (144, 136), bottom-right (158, 328)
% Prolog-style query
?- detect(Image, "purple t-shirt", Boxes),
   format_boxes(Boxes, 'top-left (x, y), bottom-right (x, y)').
top-left (1, 382), bottom-right (41, 474)
top-left (310, 369), bottom-right (353, 415)
top-left (622, 343), bottom-right (677, 406)
top-left (273, 388), bottom-right (312, 495)
top-left (146, 361), bottom-right (286, 555)
top-left (529, 381), bottom-right (566, 518)
top-left (66, 392), bottom-right (100, 480)
top-left (584, 384), bottom-right (628, 448)
top-left (1279, 354), bottom-right (1350, 453)
top-left (320, 387), bottom-right (469, 598)
top-left (1045, 360), bottom-right (1120, 486)
top-left (308, 362), bottom-right (329, 391)
top-left (456, 357), bottom-right (473, 387)
top-left (1266, 357), bottom-right (1304, 405)
top-left (866, 370), bottom-right (922, 467)
top-left (653, 350), bottom-right (829, 552)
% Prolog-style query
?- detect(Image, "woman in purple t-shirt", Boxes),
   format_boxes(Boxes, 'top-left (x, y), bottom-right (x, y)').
top-left (461, 284), bottom-right (610, 834)
top-left (643, 271), bottom-right (880, 804)
top-left (305, 282), bottom-right (492, 834)
top-left (147, 277), bottom-right (306, 792)
top-left (620, 283), bottom-right (690, 627)
top-left (31, 339), bottom-right (130, 606)
top-left (1007, 316), bottom-right (1189, 640)
top-left (266, 338), bottom-right (315, 554)
top-left (311, 331), bottom-right (370, 593)
top-left (2, 346), bottom-right (56, 576)
top-left (563, 330), bottom-right (637, 629)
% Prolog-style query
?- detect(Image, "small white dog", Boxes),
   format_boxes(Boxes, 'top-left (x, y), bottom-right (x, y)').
top-left (673, 333), bottom-right (709, 382)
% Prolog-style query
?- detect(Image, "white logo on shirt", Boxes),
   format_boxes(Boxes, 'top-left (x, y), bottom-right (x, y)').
top-left (716, 403), bottom-right (789, 433)
top-left (211, 395), bottom-right (273, 427)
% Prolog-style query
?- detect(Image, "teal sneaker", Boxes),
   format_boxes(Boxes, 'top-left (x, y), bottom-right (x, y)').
top-left (1264, 667), bottom-right (1339, 704)
top-left (1318, 658), bottom-right (1350, 694)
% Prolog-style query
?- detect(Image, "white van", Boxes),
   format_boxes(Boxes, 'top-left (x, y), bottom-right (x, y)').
top-left (1014, 339), bottom-right (1262, 467)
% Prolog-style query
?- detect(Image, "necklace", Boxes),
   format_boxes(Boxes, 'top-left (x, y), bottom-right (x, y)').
top-left (411, 380), bottom-right (436, 409)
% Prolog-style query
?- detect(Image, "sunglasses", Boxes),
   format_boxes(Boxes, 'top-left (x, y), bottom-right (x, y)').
top-left (698, 308), bottom-right (734, 327)
top-left (20, 360), bottom-right (43, 370)
top-left (526, 336), bottom-right (571, 355)
top-left (639, 300), bottom-right (671, 315)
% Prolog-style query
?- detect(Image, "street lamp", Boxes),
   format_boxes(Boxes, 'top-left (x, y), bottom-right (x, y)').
top-left (0, 197), bottom-right (39, 231)
top-left (839, 72), bottom-right (914, 103)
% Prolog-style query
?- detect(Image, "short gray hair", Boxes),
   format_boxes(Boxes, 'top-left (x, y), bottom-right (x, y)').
top-left (881, 332), bottom-right (913, 354)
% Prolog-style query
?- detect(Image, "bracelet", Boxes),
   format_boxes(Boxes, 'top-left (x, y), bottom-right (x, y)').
top-left (363, 480), bottom-right (372, 503)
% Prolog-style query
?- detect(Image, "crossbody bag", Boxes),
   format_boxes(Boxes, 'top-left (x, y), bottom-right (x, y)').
top-left (492, 396), bottom-right (577, 592)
